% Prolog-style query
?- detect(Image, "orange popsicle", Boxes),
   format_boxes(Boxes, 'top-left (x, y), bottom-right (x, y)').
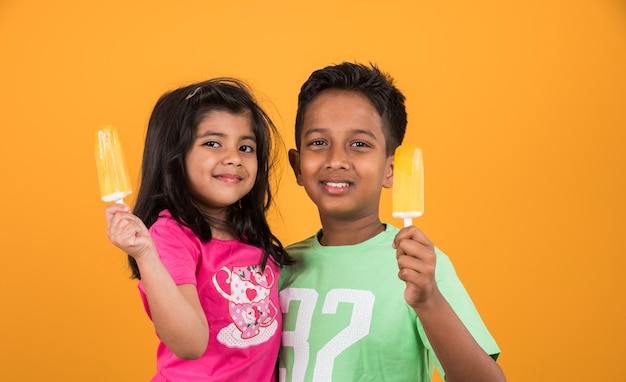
top-left (392, 145), bottom-right (424, 227)
top-left (95, 126), bottom-right (132, 203)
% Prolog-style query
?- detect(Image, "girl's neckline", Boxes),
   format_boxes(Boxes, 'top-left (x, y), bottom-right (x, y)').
top-left (210, 231), bottom-right (237, 241)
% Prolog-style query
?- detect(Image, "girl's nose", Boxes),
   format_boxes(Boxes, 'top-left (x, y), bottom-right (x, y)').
top-left (223, 148), bottom-right (243, 167)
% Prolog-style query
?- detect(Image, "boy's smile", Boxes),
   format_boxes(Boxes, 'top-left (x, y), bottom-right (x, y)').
top-left (290, 89), bottom-right (394, 222)
top-left (322, 180), bottom-right (350, 194)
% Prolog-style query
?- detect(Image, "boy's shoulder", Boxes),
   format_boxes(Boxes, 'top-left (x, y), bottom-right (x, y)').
top-left (285, 231), bottom-right (319, 255)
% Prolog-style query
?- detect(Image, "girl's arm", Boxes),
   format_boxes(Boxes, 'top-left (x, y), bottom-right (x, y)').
top-left (105, 204), bottom-right (209, 359)
top-left (394, 226), bottom-right (506, 382)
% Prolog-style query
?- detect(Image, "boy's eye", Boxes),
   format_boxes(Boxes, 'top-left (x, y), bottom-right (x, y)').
top-left (309, 139), bottom-right (326, 146)
top-left (351, 141), bottom-right (370, 148)
top-left (240, 145), bottom-right (255, 153)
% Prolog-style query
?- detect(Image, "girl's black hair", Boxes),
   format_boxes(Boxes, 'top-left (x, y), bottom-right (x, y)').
top-left (129, 78), bottom-right (293, 279)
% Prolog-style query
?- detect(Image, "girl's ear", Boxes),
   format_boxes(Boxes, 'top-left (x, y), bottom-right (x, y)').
top-left (382, 155), bottom-right (394, 189)
top-left (288, 149), bottom-right (303, 186)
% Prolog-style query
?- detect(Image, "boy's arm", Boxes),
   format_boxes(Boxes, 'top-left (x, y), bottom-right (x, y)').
top-left (393, 227), bottom-right (506, 382)
top-left (105, 204), bottom-right (209, 359)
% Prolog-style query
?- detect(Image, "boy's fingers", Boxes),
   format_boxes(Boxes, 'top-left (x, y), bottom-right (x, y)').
top-left (397, 250), bottom-right (434, 274)
top-left (395, 236), bottom-right (435, 262)
top-left (393, 226), bottom-right (432, 249)
top-left (395, 238), bottom-right (422, 259)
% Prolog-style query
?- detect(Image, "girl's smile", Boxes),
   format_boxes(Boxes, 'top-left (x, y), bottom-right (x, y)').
top-left (214, 173), bottom-right (244, 183)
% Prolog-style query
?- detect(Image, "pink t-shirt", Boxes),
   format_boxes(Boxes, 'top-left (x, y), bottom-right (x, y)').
top-left (138, 210), bottom-right (281, 381)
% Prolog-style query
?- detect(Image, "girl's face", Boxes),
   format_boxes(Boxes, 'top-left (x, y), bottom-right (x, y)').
top-left (185, 110), bottom-right (258, 220)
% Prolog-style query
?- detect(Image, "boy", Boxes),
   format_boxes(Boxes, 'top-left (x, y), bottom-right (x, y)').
top-left (279, 62), bottom-right (505, 381)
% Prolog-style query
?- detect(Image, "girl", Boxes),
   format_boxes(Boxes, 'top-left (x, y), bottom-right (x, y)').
top-left (105, 78), bottom-right (293, 381)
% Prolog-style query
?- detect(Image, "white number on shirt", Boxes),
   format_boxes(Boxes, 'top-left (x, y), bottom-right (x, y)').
top-left (280, 288), bottom-right (375, 382)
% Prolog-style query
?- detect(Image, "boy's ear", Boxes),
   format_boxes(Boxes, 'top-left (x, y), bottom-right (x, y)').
top-left (383, 155), bottom-right (394, 189)
top-left (288, 148), bottom-right (303, 186)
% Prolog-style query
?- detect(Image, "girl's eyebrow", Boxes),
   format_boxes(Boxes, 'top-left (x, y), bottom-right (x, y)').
top-left (240, 135), bottom-right (257, 143)
top-left (196, 131), bottom-right (224, 139)
top-left (195, 130), bottom-right (256, 142)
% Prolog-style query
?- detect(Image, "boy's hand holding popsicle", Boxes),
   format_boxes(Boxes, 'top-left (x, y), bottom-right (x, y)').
top-left (392, 145), bottom-right (440, 310)
top-left (393, 224), bottom-right (439, 310)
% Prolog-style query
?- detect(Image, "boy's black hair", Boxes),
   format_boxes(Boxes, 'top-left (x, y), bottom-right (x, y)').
top-left (294, 62), bottom-right (407, 156)
top-left (130, 78), bottom-right (292, 279)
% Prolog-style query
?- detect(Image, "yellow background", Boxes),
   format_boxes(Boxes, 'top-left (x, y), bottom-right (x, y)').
top-left (1, 1), bottom-right (625, 381)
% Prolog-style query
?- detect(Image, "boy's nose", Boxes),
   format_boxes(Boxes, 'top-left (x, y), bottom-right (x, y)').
top-left (326, 147), bottom-right (349, 170)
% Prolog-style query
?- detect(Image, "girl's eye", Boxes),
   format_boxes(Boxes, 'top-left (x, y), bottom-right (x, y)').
top-left (240, 145), bottom-right (255, 153)
top-left (203, 141), bottom-right (221, 148)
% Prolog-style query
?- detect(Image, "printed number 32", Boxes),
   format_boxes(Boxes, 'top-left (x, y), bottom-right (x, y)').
top-left (279, 288), bottom-right (375, 382)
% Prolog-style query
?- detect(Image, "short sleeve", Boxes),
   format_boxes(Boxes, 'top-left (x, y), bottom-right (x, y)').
top-left (137, 216), bottom-right (201, 318)
top-left (149, 218), bottom-right (201, 286)
top-left (415, 247), bottom-right (501, 377)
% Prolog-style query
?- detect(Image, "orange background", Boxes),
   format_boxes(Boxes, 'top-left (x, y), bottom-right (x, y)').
top-left (1, 1), bottom-right (625, 381)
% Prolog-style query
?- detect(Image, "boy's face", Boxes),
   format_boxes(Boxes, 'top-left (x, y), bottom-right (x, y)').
top-left (289, 89), bottom-right (394, 222)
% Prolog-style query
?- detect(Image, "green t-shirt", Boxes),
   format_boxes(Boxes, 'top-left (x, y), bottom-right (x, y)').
top-left (278, 224), bottom-right (500, 381)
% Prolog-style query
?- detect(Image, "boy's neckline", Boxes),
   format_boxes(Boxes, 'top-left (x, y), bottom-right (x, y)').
top-left (317, 222), bottom-right (387, 246)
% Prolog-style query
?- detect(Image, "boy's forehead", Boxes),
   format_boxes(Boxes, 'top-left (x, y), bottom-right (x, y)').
top-left (307, 89), bottom-right (374, 109)
top-left (301, 90), bottom-right (384, 135)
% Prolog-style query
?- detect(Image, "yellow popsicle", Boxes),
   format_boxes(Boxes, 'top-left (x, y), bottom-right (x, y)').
top-left (95, 126), bottom-right (132, 203)
top-left (392, 145), bottom-right (424, 227)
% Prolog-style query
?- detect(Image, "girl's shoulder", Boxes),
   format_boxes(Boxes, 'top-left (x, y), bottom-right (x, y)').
top-left (150, 210), bottom-right (195, 239)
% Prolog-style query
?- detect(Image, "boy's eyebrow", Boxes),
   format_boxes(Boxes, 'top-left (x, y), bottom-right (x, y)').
top-left (303, 127), bottom-right (378, 139)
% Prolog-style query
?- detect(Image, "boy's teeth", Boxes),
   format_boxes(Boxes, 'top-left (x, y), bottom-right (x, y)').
top-left (325, 182), bottom-right (349, 188)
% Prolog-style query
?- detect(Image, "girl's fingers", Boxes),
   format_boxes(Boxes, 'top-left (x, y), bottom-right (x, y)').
top-left (106, 210), bottom-right (145, 244)
top-left (104, 203), bottom-right (131, 223)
